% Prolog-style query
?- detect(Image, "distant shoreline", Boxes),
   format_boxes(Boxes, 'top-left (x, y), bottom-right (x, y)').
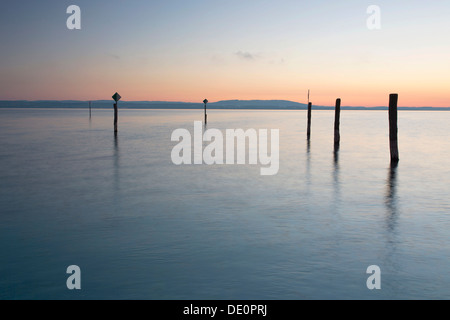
top-left (0, 100), bottom-right (448, 111)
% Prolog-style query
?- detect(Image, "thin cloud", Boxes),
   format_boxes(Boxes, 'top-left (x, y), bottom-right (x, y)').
top-left (235, 51), bottom-right (258, 61)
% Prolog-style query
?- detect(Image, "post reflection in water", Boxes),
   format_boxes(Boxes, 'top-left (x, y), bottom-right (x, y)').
top-left (333, 143), bottom-right (341, 202)
top-left (306, 139), bottom-right (311, 189)
top-left (113, 133), bottom-right (120, 192)
top-left (385, 162), bottom-right (399, 233)
top-left (333, 143), bottom-right (339, 164)
top-left (202, 122), bottom-right (207, 151)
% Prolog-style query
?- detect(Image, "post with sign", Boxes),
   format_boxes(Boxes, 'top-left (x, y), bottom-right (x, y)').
top-left (203, 99), bottom-right (208, 125)
top-left (112, 92), bottom-right (121, 134)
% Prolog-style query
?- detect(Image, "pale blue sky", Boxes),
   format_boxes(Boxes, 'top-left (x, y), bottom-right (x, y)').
top-left (1, 1), bottom-right (449, 106)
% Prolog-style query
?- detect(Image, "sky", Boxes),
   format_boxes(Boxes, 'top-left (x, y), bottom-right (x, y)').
top-left (0, 0), bottom-right (449, 107)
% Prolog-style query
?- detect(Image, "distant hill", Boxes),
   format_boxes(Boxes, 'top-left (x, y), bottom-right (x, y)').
top-left (0, 99), bottom-right (310, 109)
top-left (210, 100), bottom-right (308, 109)
top-left (0, 100), bottom-right (448, 110)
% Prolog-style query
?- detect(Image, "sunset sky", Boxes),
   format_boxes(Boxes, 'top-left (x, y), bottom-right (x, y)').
top-left (0, 0), bottom-right (449, 107)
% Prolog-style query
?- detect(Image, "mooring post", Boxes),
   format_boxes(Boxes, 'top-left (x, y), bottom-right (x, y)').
top-left (112, 92), bottom-right (121, 134)
top-left (89, 101), bottom-right (92, 119)
top-left (389, 93), bottom-right (399, 163)
top-left (203, 99), bottom-right (208, 125)
top-left (334, 98), bottom-right (341, 145)
top-left (307, 102), bottom-right (312, 140)
top-left (114, 103), bottom-right (118, 133)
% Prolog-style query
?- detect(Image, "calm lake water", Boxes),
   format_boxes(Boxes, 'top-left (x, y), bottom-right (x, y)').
top-left (0, 108), bottom-right (449, 300)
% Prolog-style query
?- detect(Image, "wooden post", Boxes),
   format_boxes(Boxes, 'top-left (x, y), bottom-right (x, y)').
top-left (89, 101), bottom-right (92, 118)
top-left (114, 103), bottom-right (118, 133)
top-left (112, 92), bottom-right (121, 134)
top-left (334, 98), bottom-right (341, 145)
top-left (203, 99), bottom-right (208, 125)
top-left (389, 94), bottom-right (399, 163)
top-left (307, 102), bottom-right (312, 140)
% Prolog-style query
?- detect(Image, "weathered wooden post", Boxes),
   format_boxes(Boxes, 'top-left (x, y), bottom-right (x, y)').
top-left (334, 98), bottom-right (341, 145)
top-left (112, 92), bottom-right (121, 134)
top-left (89, 101), bottom-right (92, 119)
top-left (389, 93), bottom-right (399, 163)
top-left (203, 99), bottom-right (208, 124)
top-left (307, 102), bottom-right (312, 140)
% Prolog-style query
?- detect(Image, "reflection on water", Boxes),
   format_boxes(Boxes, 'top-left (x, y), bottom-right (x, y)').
top-left (114, 133), bottom-right (119, 155)
top-left (113, 133), bottom-right (120, 195)
top-left (333, 143), bottom-right (340, 201)
top-left (202, 122), bottom-right (207, 151)
top-left (333, 143), bottom-right (339, 164)
top-left (385, 162), bottom-right (398, 233)
top-left (383, 162), bottom-right (400, 277)
top-left (306, 139), bottom-right (311, 192)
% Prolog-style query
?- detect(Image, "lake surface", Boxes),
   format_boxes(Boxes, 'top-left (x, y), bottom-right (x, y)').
top-left (0, 108), bottom-right (449, 300)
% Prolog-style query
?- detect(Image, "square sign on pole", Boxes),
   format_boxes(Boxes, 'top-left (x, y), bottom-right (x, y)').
top-left (112, 92), bottom-right (121, 102)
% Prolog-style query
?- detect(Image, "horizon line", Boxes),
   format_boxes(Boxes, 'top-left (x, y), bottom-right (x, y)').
top-left (0, 99), bottom-right (445, 109)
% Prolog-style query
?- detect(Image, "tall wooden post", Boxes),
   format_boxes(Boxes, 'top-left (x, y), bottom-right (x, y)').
top-left (389, 94), bottom-right (399, 163)
top-left (307, 102), bottom-right (312, 140)
top-left (203, 99), bottom-right (208, 125)
top-left (334, 98), bottom-right (341, 145)
top-left (89, 101), bottom-right (92, 118)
